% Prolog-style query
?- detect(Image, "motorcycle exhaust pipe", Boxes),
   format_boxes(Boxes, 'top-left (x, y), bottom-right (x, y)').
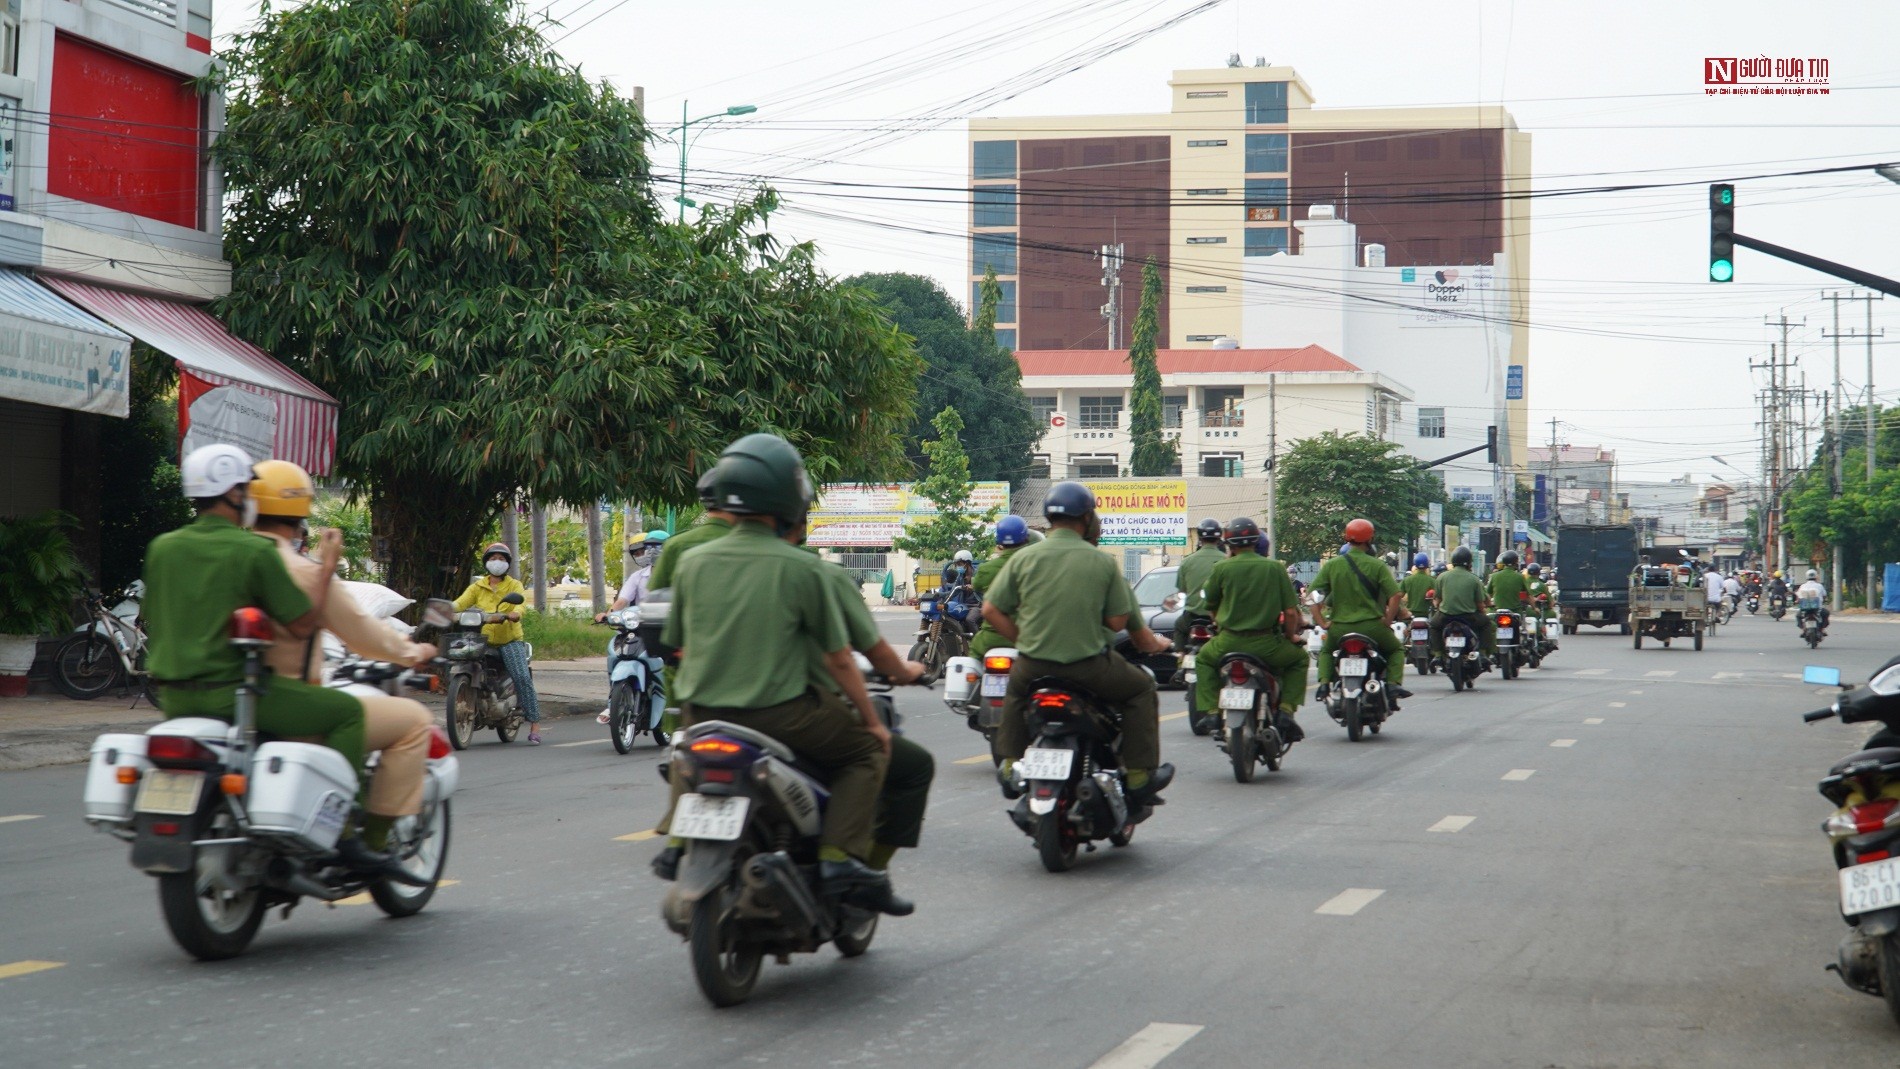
top-left (267, 858), bottom-right (347, 902)
top-left (742, 851), bottom-right (828, 939)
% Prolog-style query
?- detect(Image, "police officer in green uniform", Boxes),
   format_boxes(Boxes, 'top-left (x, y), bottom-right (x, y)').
top-left (657, 434), bottom-right (910, 915)
top-left (1193, 517), bottom-right (1309, 743)
top-left (968, 515), bottom-right (1034, 661)
top-left (1525, 562), bottom-right (1557, 646)
top-left (649, 471), bottom-right (736, 591)
top-left (1430, 546), bottom-right (1495, 660)
top-left (1399, 552), bottom-right (1436, 619)
top-left (1310, 518), bottom-right (1413, 705)
top-left (984, 482), bottom-right (1175, 804)
top-left (1488, 551), bottom-right (1533, 619)
top-left (1172, 518), bottom-right (1226, 646)
top-left (143, 444), bottom-right (411, 879)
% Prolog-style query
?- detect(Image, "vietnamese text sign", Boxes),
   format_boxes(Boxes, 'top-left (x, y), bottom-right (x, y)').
top-left (807, 482), bottom-right (1010, 548)
top-left (0, 312), bottom-right (129, 417)
top-left (1081, 478), bottom-right (1187, 546)
top-left (1506, 364), bottom-right (1524, 400)
top-left (181, 384), bottom-right (278, 461)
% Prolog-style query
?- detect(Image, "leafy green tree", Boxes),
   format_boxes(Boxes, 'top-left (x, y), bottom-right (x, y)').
top-left (215, 0), bottom-right (917, 599)
top-left (310, 497), bottom-right (376, 582)
top-left (1126, 260), bottom-right (1175, 477)
top-left (1275, 431), bottom-right (1452, 563)
top-left (847, 271), bottom-right (1040, 485)
top-left (1784, 404), bottom-right (1900, 596)
top-left (97, 351), bottom-right (189, 595)
top-left (893, 407), bottom-right (1001, 562)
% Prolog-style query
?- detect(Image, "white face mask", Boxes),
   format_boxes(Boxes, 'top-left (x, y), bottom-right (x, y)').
top-left (231, 491), bottom-right (259, 529)
top-left (485, 559), bottom-right (510, 576)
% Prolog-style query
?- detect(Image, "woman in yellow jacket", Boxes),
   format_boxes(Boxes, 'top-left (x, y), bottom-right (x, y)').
top-left (454, 542), bottom-right (545, 743)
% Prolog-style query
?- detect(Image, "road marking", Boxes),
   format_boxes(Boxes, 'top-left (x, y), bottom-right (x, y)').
top-left (1645, 670), bottom-right (1678, 678)
top-left (1315, 888), bottom-right (1385, 916)
top-left (334, 879), bottom-right (459, 906)
top-left (1609, 701), bottom-right (1627, 708)
top-left (615, 829), bottom-right (661, 842)
top-left (1428, 815), bottom-right (1474, 833)
top-left (953, 754), bottom-right (994, 765)
top-left (1715, 672), bottom-right (1746, 680)
top-left (1629, 690), bottom-right (1644, 695)
top-left (1551, 739), bottom-right (1577, 748)
top-left (1574, 669), bottom-right (1609, 676)
top-left (1584, 717), bottom-right (1604, 725)
top-left (1781, 673), bottom-right (1803, 680)
top-left (1085, 1023), bottom-right (1204, 1069)
top-left (1502, 769), bottom-right (1536, 781)
top-left (0, 814), bottom-right (43, 824)
top-left (1159, 711), bottom-right (1189, 722)
top-left (554, 738), bottom-right (610, 748)
top-left (0, 960), bottom-right (64, 980)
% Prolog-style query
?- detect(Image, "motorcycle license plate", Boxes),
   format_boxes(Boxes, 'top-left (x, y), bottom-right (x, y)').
top-left (981, 674), bottom-right (1009, 698)
top-left (1183, 669), bottom-right (1197, 684)
top-left (673, 794), bottom-right (750, 841)
top-left (1841, 857), bottom-right (1900, 915)
top-left (1497, 627), bottom-right (1515, 640)
top-left (1339, 657), bottom-right (1369, 676)
top-left (1218, 686), bottom-right (1256, 710)
top-left (1447, 636), bottom-right (1467, 649)
top-left (920, 601), bottom-right (934, 613)
top-left (1411, 629), bottom-right (1429, 641)
top-left (134, 769), bottom-right (205, 816)
top-left (1018, 747), bottom-right (1073, 781)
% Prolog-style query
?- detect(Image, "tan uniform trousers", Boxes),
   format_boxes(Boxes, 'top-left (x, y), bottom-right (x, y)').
top-left (290, 692), bottom-right (431, 817)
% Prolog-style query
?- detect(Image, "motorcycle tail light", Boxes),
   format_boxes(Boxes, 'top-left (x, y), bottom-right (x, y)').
top-left (1860, 849), bottom-right (1894, 864)
top-left (1825, 798), bottom-right (1900, 836)
top-left (147, 735), bottom-right (218, 768)
top-left (1227, 661), bottom-right (1250, 685)
top-left (1498, 614), bottom-right (1515, 627)
top-left (229, 606), bottom-right (272, 644)
top-left (701, 769), bottom-right (736, 784)
top-left (1190, 624), bottom-right (1212, 641)
top-left (1033, 693), bottom-right (1071, 709)
top-left (690, 739), bottom-right (743, 756)
top-left (984, 655), bottom-right (1014, 672)
top-left (150, 821), bottom-right (181, 836)
top-left (1341, 636), bottom-right (1370, 656)
top-left (427, 725), bottom-right (453, 760)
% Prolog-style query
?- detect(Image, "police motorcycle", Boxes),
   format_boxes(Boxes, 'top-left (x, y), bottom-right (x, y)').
top-left (944, 647), bottom-right (1014, 763)
top-left (1799, 659), bottom-right (1900, 1023)
top-left (441, 590), bottom-right (530, 748)
top-left (660, 655), bottom-right (899, 1007)
top-left (1210, 630), bottom-right (1290, 783)
top-left (1312, 592), bottom-right (1393, 741)
top-left (82, 603), bottom-right (458, 960)
top-left (1441, 616), bottom-right (1489, 692)
top-left (908, 585), bottom-right (971, 686)
top-left (1404, 613), bottom-right (1435, 676)
top-left (1179, 611), bottom-right (1217, 736)
top-left (1491, 608), bottom-right (1529, 679)
top-left (601, 607), bottom-right (669, 753)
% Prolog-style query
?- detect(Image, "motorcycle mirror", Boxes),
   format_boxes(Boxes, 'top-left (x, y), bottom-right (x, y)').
top-left (501, 592), bottom-right (525, 605)
top-left (420, 598), bottom-right (456, 629)
top-left (1803, 665), bottom-right (1843, 688)
top-left (1870, 664), bottom-right (1900, 697)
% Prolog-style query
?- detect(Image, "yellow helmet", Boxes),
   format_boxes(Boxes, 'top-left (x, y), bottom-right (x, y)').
top-left (249, 459), bottom-right (315, 518)
top-left (1772, 569), bottom-right (1782, 578)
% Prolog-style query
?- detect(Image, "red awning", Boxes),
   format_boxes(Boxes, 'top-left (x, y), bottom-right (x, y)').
top-left (42, 278), bottom-right (337, 474)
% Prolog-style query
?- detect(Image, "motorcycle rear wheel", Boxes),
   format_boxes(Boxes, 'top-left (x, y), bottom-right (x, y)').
top-left (690, 884), bottom-right (763, 1007)
top-left (1035, 812), bottom-right (1077, 873)
top-left (834, 908), bottom-right (879, 958)
top-left (608, 682), bottom-right (637, 754)
top-left (369, 800), bottom-right (452, 917)
top-left (157, 828), bottom-right (264, 961)
top-left (1343, 697), bottom-right (1364, 742)
top-left (445, 676), bottom-right (478, 750)
top-left (52, 631), bottom-right (120, 700)
top-left (1230, 710), bottom-right (1256, 783)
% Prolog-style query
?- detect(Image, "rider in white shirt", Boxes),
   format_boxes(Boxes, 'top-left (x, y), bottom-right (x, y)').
top-left (1796, 570), bottom-right (1830, 633)
top-left (596, 531), bottom-right (669, 724)
top-left (1702, 568), bottom-right (1725, 606)
top-left (1721, 573), bottom-right (1743, 612)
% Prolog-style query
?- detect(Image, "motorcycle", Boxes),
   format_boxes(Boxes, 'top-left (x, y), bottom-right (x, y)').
top-left (661, 663), bottom-right (899, 1006)
top-left (1323, 631), bottom-right (1392, 742)
top-left (441, 591), bottom-right (530, 749)
top-left (1180, 617), bottom-right (1216, 736)
top-left (1441, 617), bottom-right (1489, 692)
top-left (81, 605), bottom-right (457, 960)
top-left (1801, 660), bottom-right (1900, 1023)
top-left (1746, 591), bottom-right (1761, 615)
top-left (1491, 611), bottom-right (1526, 680)
top-left (1800, 601), bottom-right (1827, 649)
top-left (1215, 651), bottom-right (1288, 783)
top-left (52, 588), bottom-right (156, 704)
top-left (907, 587), bottom-right (971, 686)
top-left (1003, 655), bottom-right (1154, 872)
top-left (943, 647), bottom-right (1014, 763)
top-left (602, 608), bottom-right (669, 753)
top-left (1770, 592), bottom-right (1789, 621)
top-left (1404, 615), bottom-right (1435, 676)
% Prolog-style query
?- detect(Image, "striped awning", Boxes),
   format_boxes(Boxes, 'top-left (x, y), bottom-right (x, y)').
top-left (42, 277), bottom-right (337, 474)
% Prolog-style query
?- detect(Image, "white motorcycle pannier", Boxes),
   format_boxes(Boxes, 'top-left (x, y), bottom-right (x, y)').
top-left (83, 733), bottom-right (152, 824)
top-left (943, 656), bottom-right (982, 703)
top-left (247, 741), bottom-right (359, 851)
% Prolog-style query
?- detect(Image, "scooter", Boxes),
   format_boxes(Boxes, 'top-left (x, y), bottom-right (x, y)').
top-left (943, 647), bottom-right (1014, 763)
top-left (1180, 618), bottom-right (1216, 736)
top-left (1323, 632), bottom-right (1392, 742)
top-left (1746, 591), bottom-right (1761, 615)
top-left (1405, 615), bottom-right (1435, 676)
top-left (441, 591), bottom-right (530, 748)
top-left (601, 608), bottom-right (668, 753)
top-left (1800, 602), bottom-right (1827, 649)
top-left (1492, 610), bottom-right (1526, 679)
top-left (1441, 618), bottom-right (1489, 692)
top-left (1214, 651), bottom-right (1289, 783)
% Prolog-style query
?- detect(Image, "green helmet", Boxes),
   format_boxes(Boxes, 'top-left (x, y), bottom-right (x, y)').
top-left (707, 433), bottom-right (814, 526)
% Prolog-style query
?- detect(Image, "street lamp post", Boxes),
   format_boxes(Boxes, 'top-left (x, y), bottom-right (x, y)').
top-left (668, 101), bottom-right (758, 222)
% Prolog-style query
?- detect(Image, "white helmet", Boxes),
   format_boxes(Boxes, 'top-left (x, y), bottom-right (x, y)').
top-left (954, 550), bottom-right (973, 562)
top-left (181, 444), bottom-right (255, 498)
top-left (1807, 569), bottom-right (1819, 580)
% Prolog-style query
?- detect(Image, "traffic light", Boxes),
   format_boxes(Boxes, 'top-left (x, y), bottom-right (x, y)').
top-left (1485, 425), bottom-right (1498, 465)
top-left (1709, 184), bottom-right (1735, 282)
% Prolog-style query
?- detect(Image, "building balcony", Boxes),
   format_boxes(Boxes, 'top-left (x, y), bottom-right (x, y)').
top-left (1202, 410), bottom-right (1244, 428)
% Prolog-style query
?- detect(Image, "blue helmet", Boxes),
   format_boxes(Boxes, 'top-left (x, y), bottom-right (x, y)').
top-left (1043, 481), bottom-right (1096, 519)
top-left (1414, 552), bottom-right (1431, 569)
top-left (995, 514), bottom-right (1030, 547)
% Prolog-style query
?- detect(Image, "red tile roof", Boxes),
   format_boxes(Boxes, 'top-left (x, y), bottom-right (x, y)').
top-left (1014, 344), bottom-right (1360, 377)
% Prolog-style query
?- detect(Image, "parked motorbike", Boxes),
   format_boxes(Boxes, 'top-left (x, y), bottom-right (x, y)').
top-left (908, 587), bottom-right (970, 686)
top-left (1441, 618), bottom-right (1489, 692)
top-left (1800, 601), bottom-right (1827, 649)
top-left (1003, 655), bottom-right (1155, 872)
top-left (602, 608), bottom-right (668, 753)
top-left (1180, 618), bottom-right (1216, 735)
top-left (943, 648), bottom-right (1014, 762)
top-left (442, 591), bottom-right (530, 749)
top-left (82, 605), bottom-right (456, 960)
top-left (1215, 652), bottom-right (1288, 783)
top-left (1404, 615), bottom-right (1435, 676)
top-left (1492, 611), bottom-right (1526, 679)
top-left (53, 589), bottom-right (156, 705)
top-left (1801, 659), bottom-right (1900, 1023)
top-left (661, 663), bottom-right (899, 1006)
top-left (1324, 632), bottom-right (1392, 741)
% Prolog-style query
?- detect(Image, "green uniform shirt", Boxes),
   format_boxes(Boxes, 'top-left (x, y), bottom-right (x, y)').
top-left (1399, 569), bottom-right (1436, 616)
top-left (665, 522), bottom-right (850, 709)
top-left (1311, 549), bottom-right (1398, 626)
top-left (1433, 567), bottom-right (1486, 616)
top-left (142, 513), bottom-right (313, 684)
top-left (1488, 567), bottom-right (1532, 613)
top-left (1527, 578), bottom-right (1551, 617)
top-left (1204, 554), bottom-right (1298, 633)
top-left (984, 527), bottom-right (1138, 664)
top-left (1175, 545), bottom-right (1225, 614)
top-left (807, 560), bottom-right (881, 696)
top-left (648, 515), bottom-right (734, 590)
top-left (968, 548), bottom-right (1018, 652)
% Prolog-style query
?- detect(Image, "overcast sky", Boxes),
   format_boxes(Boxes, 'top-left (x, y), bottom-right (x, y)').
top-left (216, 0), bottom-right (1900, 485)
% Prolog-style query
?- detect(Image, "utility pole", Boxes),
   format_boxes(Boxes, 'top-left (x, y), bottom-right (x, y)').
top-left (1100, 243), bottom-right (1126, 349)
top-left (1265, 373), bottom-right (1278, 555)
top-left (530, 502), bottom-right (548, 614)
top-left (1823, 291), bottom-right (1884, 605)
top-left (1547, 418), bottom-right (1561, 527)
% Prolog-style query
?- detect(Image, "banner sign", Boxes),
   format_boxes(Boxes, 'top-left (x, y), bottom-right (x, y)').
top-left (807, 482), bottom-right (1010, 548)
top-left (180, 381), bottom-right (278, 462)
top-left (0, 311), bottom-right (129, 416)
top-left (1080, 478), bottom-right (1187, 546)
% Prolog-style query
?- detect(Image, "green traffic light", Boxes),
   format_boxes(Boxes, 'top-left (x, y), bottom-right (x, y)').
top-left (1710, 259), bottom-right (1734, 282)
top-left (1718, 188), bottom-right (1733, 205)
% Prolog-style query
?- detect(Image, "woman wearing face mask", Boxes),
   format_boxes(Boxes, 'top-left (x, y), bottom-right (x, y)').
top-left (454, 543), bottom-right (544, 742)
top-left (594, 531), bottom-right (668, 724)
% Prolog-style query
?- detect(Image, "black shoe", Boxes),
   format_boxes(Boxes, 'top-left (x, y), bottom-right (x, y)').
top-left (821, 858), bottom-right (914, 917)
top-left (651, 844), bottom-right (682, 881)
top-left (335, 836), bottom-right (431, 888)
top-left (997, 765), bottom-right (1023, 800)
top-left (1314, 682), bottom-right (1331, 703)
top-left (1273, 712), bottom-right (1305, 743)
top-left (1388, 685), bottom-right (1414, 700)
top-left (1128, 763), bottom-right (1175, 807)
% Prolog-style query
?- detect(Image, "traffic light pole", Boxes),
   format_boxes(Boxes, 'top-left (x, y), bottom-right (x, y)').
top-left (1730, 233), bottom-right (1900, 298)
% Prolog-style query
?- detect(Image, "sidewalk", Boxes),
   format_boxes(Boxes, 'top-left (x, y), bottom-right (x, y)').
top-left (0, 657), bottom-right (609, 772)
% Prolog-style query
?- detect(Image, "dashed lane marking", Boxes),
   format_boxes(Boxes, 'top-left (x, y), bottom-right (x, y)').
top-left (1629, 690), bottom-right (1644, 695)
top-left (0, 961), bottom-right (63, 980)
top-left (334, 879), bottom-right (459, 906)
top-left (1645, 670), bottom-right (1678, 678)
top-left (1609, 701), bottom-right (1627, 708)
top-left (1428, 815), bottom-right (1474, 833)
top-left (1574, 669), bottom-right (1609, 676)
top-left (1584, 717), bottom-right (1604, 725)
top-left (614, 829), bottom-right (661, 842)
top-left (1551, 739), bottom-right (1577, 748)
top-left (954, 754), bottom-right (994, 765)
top-left (0, 814), bottom-right (43, 824)
top-left (1085, 1023), bottom-right (1205, 1069)
top-left (1502, 769), bottom-right (1537, 781)
top-left (1715, 672), bottom-right (1746, 680)
top-left (553, 738), bottom-right (611, 748)
top-left (1315, 888), bottom-right (1386, 916)
top-left (1160, 711), bottom-right (1190, 722)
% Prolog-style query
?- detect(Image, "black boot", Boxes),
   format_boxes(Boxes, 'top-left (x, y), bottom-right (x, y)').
top-left (1128, 763), bottom-right (1175, 807)
top-left (335, 836), bottom-right (431, 888)
top-left (821, 858), bottom-right (914, 916)
top-left (651, 844), bottom-right (683, 881)
top-left (1273, 711), bottom-right (1305, 744)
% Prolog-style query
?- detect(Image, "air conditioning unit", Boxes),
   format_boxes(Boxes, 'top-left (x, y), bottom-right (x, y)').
top-left (1364, 244), bottom-right (1387, 268)
top-left (1308, 204), bottom-right (1336, 220)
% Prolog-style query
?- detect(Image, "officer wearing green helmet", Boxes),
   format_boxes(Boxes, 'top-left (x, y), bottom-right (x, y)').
top-left (656, 433), bottom-right (910, 915)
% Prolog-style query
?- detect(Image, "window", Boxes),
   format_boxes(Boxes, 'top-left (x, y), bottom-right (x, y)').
top-left (1244, 81), bottom-right (1287, 124)
top-left (972, 232), bottom-right (1016, 276)
top-left (1186, 138), bottom-right (1228, 148)
top-left (1408, 136), bottom-right (1443, 160)
top-left (1185, 236), bottom-right (1227, 245)
top-left (1354, 138), bottom-right (1389, 161)
top-left (1185, 285), bottom-right (1228, 294)
top-left (1244, 133), bottom-right (1288, 173)
top-left (1028, 455), bottom-right (1051, 480)
top-left (973, 186), bottom-right (1017, 227)
top-left (1244, 177), bottom-right (1287, 221)
top-left (1163, 394), bottom-right (1187, 428)
top-left (1028, 395), bottom-right (1058, 425)
top-left (1200, 452), bottom-right (1243, 478)
top-left (1244, 228), bottom-right (1289, 257)
top-left (1186, 90), bottom-right (1228, 99)
top-left (1073, 454), bottom-right (1120, 478)
top-left (1079, 395), bottom-right (1123, 429)
top-left (973, 140), bottom-right (1016, 179)
top-left (1185, 188), bottom-right (1229, 196)
top-left (973, 281), bottom-right (1017, 323)
top-left (994, 328), bottom-right (1016, 352)
top-left (1203, 386), bottom-right (1243, 427)
top-left (1417, 406), bottom-right (1446, 439)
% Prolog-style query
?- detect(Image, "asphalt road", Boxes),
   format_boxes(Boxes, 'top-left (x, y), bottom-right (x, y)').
top-left (3, 609), bottom-right (1898, 1067)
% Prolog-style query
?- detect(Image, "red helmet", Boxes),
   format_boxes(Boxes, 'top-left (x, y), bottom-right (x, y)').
top-left (1343, 518), bottom-right (1375, 544)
